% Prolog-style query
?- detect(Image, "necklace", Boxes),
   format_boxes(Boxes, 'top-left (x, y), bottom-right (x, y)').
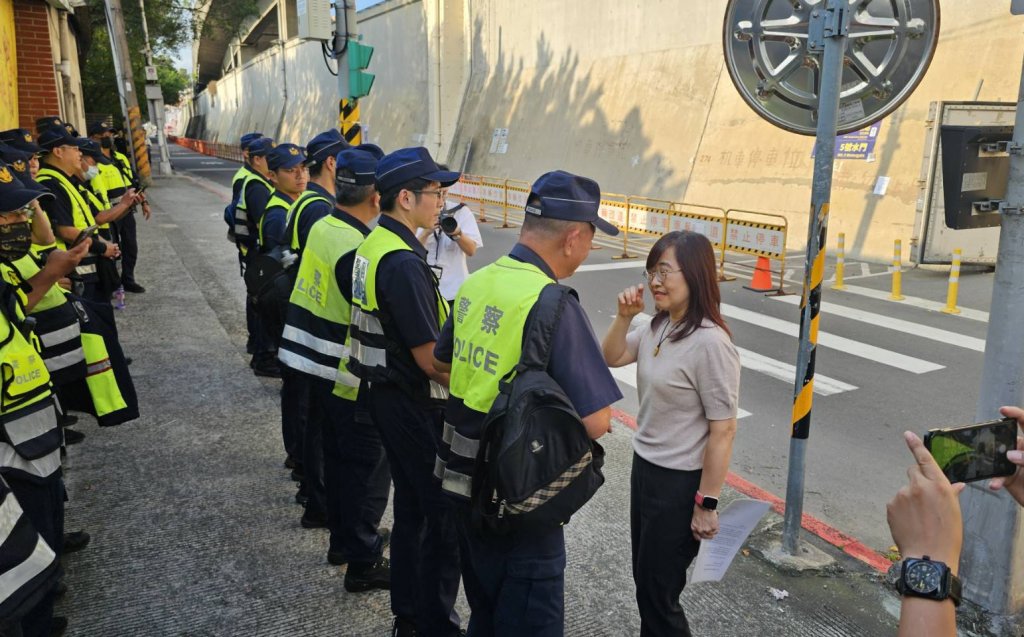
top-left (653, 320), bottom-right (674, 357)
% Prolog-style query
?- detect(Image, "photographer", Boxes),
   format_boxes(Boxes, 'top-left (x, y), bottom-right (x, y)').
top-left (416, 184), bottom-right (482, 306)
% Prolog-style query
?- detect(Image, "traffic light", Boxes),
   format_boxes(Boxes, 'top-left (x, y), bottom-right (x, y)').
top-left (347, 40), bottom-right (375, 99)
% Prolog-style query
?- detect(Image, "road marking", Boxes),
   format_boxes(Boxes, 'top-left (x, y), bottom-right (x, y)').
top-left (772, 295), bottom-right (985, 352)
top-left (834, 284), bottom-right (989, 322)
top-left (736, 346), bottom-right (856, 395)
top-left (609, 363), bottom-right (752, 419)
top-left (720, 303), bottom-right (944, 373)
top-left (185, 167), bottom-right (240, 172)
top-left (575, 261), bottom-right (646, 273)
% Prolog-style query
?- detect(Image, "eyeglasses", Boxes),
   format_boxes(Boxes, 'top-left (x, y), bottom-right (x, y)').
top-left (642, 267), bottom-right (682, 283)
top-left (412, 189), bottom-right (446, 207)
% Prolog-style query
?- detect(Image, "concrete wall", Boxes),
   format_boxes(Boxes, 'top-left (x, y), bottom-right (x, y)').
top-left (187, 0), bottom-right (1023, 260)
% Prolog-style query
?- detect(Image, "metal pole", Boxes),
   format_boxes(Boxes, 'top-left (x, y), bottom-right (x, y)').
top-left (958, 49), bottom-right (1024, 622)
top-left (137, 0), bottom-right (172, 175)
top-left (335, 0), bottom-right (361, 143)
top-left (103, 0), bottom-right (151, 180)
top-left (781, 0), bottom-right (848, 554)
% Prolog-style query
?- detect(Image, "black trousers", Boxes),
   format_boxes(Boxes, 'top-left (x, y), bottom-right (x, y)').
top-left (319, 384), bottom-right (390, 562)
top-left (369, 383), bottom-right (461, 637)
top-left (8, 477), bottom-right (63, 637)
top-left (280, 369), bottom-right (309, 473)
top-left (113, 211), bottom-right (138, 285)
top-left (631, 453), bottom-right (702, 637)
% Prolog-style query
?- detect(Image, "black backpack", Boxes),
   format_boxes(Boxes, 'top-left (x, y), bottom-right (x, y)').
top-left (244, 247), bottom-right (297, 328)
top-left (470, 283), bottom-right (606, 533)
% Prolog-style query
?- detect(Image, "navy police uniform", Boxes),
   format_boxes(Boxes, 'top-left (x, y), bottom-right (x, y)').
top-left (433, 172), bottom-right (622, 637)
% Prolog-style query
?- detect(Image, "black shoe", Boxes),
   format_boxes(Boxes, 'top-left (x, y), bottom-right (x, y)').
top-left (63, 429), bottom-right (85, 445)
top-left (252, 361), bottom-right (281, 378)
top-left (50, 615), bottom-right (68, 637)
top-left (63, 530), bottom-right (91, 554)
top-left (390, 616), bottom-right (416, 637)
top-left (344, 557), bottom-right (391, 592)
top-left (300, 510), bottom-right (328, 529)
top-left (58, 413), bottom-right (78, 428)
top-left (295, 492), bottom-right (308, 506)
top-left (55, 580), bottom-right (67, 598)
top-left (122, 282), bottom-right (146, 293)
top-left (284, 456), bottom-right (297, 470)
top-left (290, 469), bottom-right (304, 482)
top-left (327, 550), bottom-right (347, 566)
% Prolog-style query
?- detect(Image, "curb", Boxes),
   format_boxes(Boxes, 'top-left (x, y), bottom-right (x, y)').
top-left (610, 407), bottom-right (891, 573)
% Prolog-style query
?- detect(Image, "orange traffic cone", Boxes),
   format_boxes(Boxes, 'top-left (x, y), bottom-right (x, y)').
top-left (744, 256), bottom-right (775, 293)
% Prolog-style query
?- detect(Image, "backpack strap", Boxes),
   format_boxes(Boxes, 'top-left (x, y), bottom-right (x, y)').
top-left (518, 283), bottom-right (577, 371)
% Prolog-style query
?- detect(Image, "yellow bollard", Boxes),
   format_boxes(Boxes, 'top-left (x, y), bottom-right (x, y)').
top-left (890, 239), bottom-right (905, 301)
top-left (832, 232), bottom-right (846, 290)
top-left (942, 249), bottom-right (962, 315)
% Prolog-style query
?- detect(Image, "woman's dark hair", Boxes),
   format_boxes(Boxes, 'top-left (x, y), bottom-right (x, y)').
top-left (647, 230), bottom-right (731, 342)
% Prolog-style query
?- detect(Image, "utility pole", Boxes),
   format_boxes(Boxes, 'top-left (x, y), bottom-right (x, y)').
top-left (103, 0), bottom-right (151, 180)
top-left (958, 45), bottom-right (1024, 628)
top-left (138, 0), bottom-right (173, 175)
top-left (335, 0), bottom-right (372, 144)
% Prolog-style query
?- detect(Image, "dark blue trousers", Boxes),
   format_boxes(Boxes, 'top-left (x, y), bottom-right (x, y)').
top-left (321, 385), bottom-right (390, 562)
top-left (369, 383), bottom-right (461, 637)
top-left (9, 477), bottom-right (63, 637)
top-left (631, 453), bottom-right (702, 637)
top-left (281, 370), bottom-right (311, 496)
top-left (113, 210), bottom-right (138, 285)
top-left (456, 509), bottom-right (566, 637)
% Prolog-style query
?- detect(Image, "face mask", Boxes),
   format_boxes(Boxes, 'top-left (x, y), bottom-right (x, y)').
top-left (0, 220), bottom-right (32, 261)
top-left (84, 165), bottom-right (99, 180)
top-left (100, 138), bottom-right (113, 150)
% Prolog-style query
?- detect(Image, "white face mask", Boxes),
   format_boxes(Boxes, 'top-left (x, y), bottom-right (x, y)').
top-left (84, 165), bottom-right (99, 181)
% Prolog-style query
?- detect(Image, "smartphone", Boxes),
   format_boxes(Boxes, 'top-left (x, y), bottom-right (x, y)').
top-left (71, 225), bottom-right (99, 248)
top-left (924, 417), bottom-right (1019, 483)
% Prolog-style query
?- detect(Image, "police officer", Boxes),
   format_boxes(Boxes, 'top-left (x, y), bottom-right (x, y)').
top-left (284, 130), bottom-right (349, 256)
top-left (0, 129), bottom-right (45, 180)
top-left (433, 171), bottom-right (622, 636)
top-left (0, 163), bottom-right (89, 637)
top-left (235, 137), bottom-right (279, 377)
top-left (259, 144), bottom-right (308, 253)
top-left (348, 147), bottom-right (462, 637)
top-left (280, 148), bottom-right (392, 587)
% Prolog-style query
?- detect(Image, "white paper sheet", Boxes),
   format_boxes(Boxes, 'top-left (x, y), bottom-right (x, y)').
top-left (690, 498), bottom-right (771, 584)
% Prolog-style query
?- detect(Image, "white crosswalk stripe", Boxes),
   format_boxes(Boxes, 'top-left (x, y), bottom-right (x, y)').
top-left (736, 346), bottom-right (856, 395)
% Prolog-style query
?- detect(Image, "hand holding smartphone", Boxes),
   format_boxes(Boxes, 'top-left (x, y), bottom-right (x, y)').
top-left (71, 225), bottom-right (99, 248)
top-left (924, 417), bottom-right (1020, 483)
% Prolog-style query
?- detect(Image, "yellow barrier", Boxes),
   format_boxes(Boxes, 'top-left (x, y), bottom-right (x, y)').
top-left (504, 179), bottom-right (532, 229)
top-left (720, 209), bottom-right (789, 296)
top-left (832, 232), bottom-right (846, 290)
top-left (942, 248), bottom-right (962, 314)
top-left (890, 239), bottom-right (905, 301)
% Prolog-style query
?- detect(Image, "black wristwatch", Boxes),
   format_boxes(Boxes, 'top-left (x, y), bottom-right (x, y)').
top-left (887, 556), bottom-right (962, 606)
top-left (694, 491), bottom-right (719, 512)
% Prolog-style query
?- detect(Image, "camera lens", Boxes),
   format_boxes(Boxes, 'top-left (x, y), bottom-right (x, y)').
top-left (440, 215), bottom-right (458, 234)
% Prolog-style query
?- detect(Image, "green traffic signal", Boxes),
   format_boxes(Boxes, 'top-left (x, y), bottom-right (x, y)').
top-left (348, 40), bottom-right (375, 99)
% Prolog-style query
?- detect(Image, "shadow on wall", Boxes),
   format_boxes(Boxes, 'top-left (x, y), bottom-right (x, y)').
top-left (449, 18), bottom-right (685, 197)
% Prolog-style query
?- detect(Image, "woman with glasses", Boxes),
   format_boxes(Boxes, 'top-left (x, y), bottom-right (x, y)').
top-left (602, 230), bottom-right (740, 637)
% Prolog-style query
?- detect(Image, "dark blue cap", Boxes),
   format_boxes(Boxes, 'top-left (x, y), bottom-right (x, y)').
top-left (87, 122), bottom-right (115, 138)
top-left (0, 161), bottom-right (52, 212)
top-left (525, 170), bottom-right (617, 236)
top-left (35, 116), bottom-right (70, 135)
top-left (80, 140), bottom-right (113, 165)
top-left (0, 145), bottom-right (44, 193)
top-left (375, 147), bottom-right (459, 194)
top-left (355, 143), bottom-right (384, 160)
top-left (335, 149), bottom-right (378, 186)
top-left (0, 129), bottom-right (42, 154)
top-left (37, 127), bottom-right (89, 151)
top-left (306, 129), bottom-right (349, 165)
top-left (247, 137), bottom-right (274, 157)
top-left (267, 143), bottom-right (307, 171)
top-left (240, 132), bottom-right (263, 150)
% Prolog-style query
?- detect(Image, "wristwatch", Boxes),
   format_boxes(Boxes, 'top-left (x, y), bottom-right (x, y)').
top-left (694, 491), bottom-right (719, 511)
top-left (887, 556), bottom-right (962, 606)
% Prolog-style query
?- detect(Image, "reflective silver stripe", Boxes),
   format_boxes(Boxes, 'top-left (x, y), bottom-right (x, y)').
top-left (441, 469), bottom-right (473, 498)
top-left (86, 359), bottom-right (112, 376)
top-left (277, 348), bottom-right (336, 381)
top-left (234, 226), bottom-right (250, 236)
top-left (281, 325), bottom-right (345, 359)
top-left (0, 444), bottom-right (60, 479)
top-left (3, 406), bottom-right (58, 448)
top-left (39, 323), bottom-right (80, 349)
top-left (75, 264), bottom-right (97, 275)
top-left (43, 347), bottom-right (85, 373)
top-left (433, 455), bottom-right (446, 480)
top-left (0, 513), bottom-right (56, 604)
top-left (336, 365), bottom-right (360, 389)
top-left (450, 431), bottom-right (480, 460)
top-left (430, 381), bottom-right (449, 400)
top-left (442, 421), bottom-right (455, 444)
top-left (350, 339), bottom-right (386, 368)
top-left (352, 308), bottom-right (384, 335)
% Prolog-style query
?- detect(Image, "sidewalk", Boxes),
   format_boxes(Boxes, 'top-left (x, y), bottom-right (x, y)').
top-left (54, 170), bottom-right (903, 636)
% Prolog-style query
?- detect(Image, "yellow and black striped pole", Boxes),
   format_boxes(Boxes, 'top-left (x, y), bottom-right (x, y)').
top-left (340, 99), bottom-right (362, 146)
top-left (127, 105), bottom-right (151, 181)
top-left (781, 0), bottom-right (848, 555)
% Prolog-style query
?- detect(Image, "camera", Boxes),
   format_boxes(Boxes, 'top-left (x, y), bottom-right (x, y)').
top-left (439, 211), bottom-right (459, 235)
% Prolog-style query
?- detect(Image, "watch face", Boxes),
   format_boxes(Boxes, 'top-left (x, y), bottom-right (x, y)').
top-left (906, 561), bottom-right (941, 594)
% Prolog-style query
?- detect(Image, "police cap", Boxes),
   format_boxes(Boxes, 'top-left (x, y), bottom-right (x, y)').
top-left (375, 147), bottom-right (459, 195)
top-left (239, 132), bottom-right (263, 150)
top-left (0, 161), bottom-right (52, 212)
top-left (80, 140), bottom-right (113, 165)
top-left (335, 149), bottom-right (378, 186)
top-left (0, 129), bottom-right (42, 154)
top-left (247, 137), bottom-right (274, 157)
top-left (37, 127), bottom-right (90, 152)
top-left (525, 170), bottom-right (617, 236)
top-left (35, 116), bottom-right (68, 135)
top-left (305, 129), bottom-right (349, 166)
top-left (87, 122), bottom-right (115, 138)
top-left (355, 143), bottom-right (384, 160)
top-left (0, 145), bottom-right (45, 193)
top-left (267, 143), bottom-right (307, 171)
